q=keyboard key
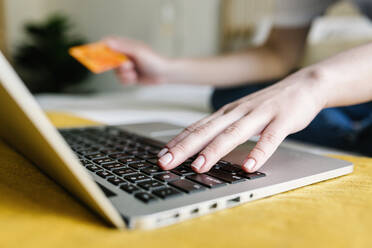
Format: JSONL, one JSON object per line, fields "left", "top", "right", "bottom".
{"left": 135, "top": 153, "right": 156, "bottom": 160}
{"left": 206, "top": 168, "right": 246, "bottom": 184}
{"left": 108, "top": 153, "right": 132, "bottom": 159}
{"left": 220, "top": 164, "right": 241, "bottom": 173}
{"left": 140, "top": 166, "right": 165, "bottom": 176}
{"left": 108, "top": 177, "right": 126, "bottom": 186}
{"left": 218, "top": 160, "right": 230, "bottom": 165}
{"left": 154, "top": 172, "right": 180, "bottom": 182}
{"left": 124, "top": 173, "right": 150, "bottom": 183}
{"left": 185, "top": 158, "right": 195, "bottom": 163}
{"left": 152, "top": 187, "right": 182, "bottom": 199}
{"left": 147, "top": 148, "right": 161, "bottom": 155}
{"left": 85, "top": 153, "right": 106, "bottom": 160}
{"left": 80, "top": 142, "right": 95, "bottom": 148}
{"left": 181, "top": 161, "right": 193, "bottom": 167}
{"left": 170, "top": 179, "right": 206, "bottom": 193}
{"left": 119, "top": 157, "right": 145, "bottom": 164}
{"left": 134, "top": 192, "right": 157, "bottom": 203}
{"left": 129, "top": 162, "right": 152, "bottom": 170}
{"left": 127, "top": 147, "right": 146, "bottom": 154}
{"left": 127, "top": 143, "right": 140, "bottom": 149}
{"left": 186, "top": 174, "right": 226, "bottom": 188}
{"left": 102, "top": 162, "right": 125, "bottom": 170}
{"left": 77, "top": 155, "right": 85, "bottom": 160}
{"left": 113, "top": 167, "right": 137, "bottom": 176}
{"left": 238, "top": 171, "right": 266, "bottom": 180}
{"left": 138, "top": 180, "right": 164, "bottom": 190}
{"left": 79, "top": 160, "right": 92, "bottom": 166}
{"left": 96, "top": 170, "right": 114, "bottom": 179}
{"left": 120, "top": 184, "right": 140, "bottom": 194}
{"left": 77, "top": 149, "right": 99, "bottom": 156}
{"left": 172, "top": 166, "right": 195, "bottom": 176}
{"left": 86, "top": 165, "right": 102, "bottom": 172}
{"left": 146, "top": 158, "right": 158, "bottom": 165}
{"left": 100, "top": 149, "right": 119, "bottom": 154}
{"left": 112, "top": 145, "right": 125, "bottom": 152}
{"left": 102, "top": 142, "right": 116, "bottom": 148}
{"left": 93, "top": 157, "right": 115, "bottom": 165}
{"left": 123, "top": 148, "right": 138, "bottom": 154}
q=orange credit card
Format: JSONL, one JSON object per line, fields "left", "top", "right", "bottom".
{"left": 69, "top": 42, "right": 128, "bottom": 74}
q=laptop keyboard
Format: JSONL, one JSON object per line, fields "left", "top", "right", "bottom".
{"left": 60, "top": 127, "right": 266, "bottom": 204}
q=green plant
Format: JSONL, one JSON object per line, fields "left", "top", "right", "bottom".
{"left": 14, "top": 14, "right": 90, "bottom": 93}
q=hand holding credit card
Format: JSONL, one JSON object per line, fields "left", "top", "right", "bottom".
{"left": 69, "top": 42, "right": 128, "bottom": 74}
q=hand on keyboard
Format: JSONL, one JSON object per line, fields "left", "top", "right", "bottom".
{"left": 157, "top": 75, "right": 324, "bottom": 174}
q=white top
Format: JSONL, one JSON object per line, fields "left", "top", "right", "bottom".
{"left": 273, "top": 0, "right": 372, "bottom": 27}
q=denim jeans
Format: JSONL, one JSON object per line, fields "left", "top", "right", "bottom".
{"left": 211, "top": 82, "right": 372, "bottom": 151}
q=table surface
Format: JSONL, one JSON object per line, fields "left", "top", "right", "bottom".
{"left": 1, "top": 112, "right": 372, "bottom": 248}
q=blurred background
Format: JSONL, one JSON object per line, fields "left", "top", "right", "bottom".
{"left": 0, "top": 0, "right": 372, "bottom": 129}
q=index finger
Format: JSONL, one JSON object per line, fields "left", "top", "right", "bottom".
{"left": 157, "top": 109, "right": 226, "bottom": 158}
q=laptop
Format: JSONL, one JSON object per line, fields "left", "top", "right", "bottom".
{"left": 0, "top": 51, "right": 353, "bottom": 229}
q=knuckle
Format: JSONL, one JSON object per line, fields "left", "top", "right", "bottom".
{"left": 261, "top": 131, "right": 280, "bottom": 146}
{"left": 252, "top": 105, "right": 273, "bottom": 116}
{"left": 223, "top": 125, "right": 243, "bottom": 139}
{"left": 232, "top": 106, "right": 245, "bottom": 116}
{"left": 184, "top": 125, "right": 196, "bottom": 134}
{"left": 167, "top": 136, "right": 181, "bottom": 148}
{"left": 171, "top": 142, "right": 188, "bottom": 155}
{"left": 192, "top": 125, "right": 208, "bottom": 136}
{"left": 220, "top": 103, "right": 233, "bottom": 114}
{"left": 234, "top": 101, "right": 251, "bottom": 112}
{"left": 219, "top": 104, "right": 230, "bottom": 112}
{"left": 201, "top": 144, "right": 219, "bottom": 157}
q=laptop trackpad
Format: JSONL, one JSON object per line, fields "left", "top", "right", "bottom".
{"left": 117, "top": 122, "right": 184, "bottom": 143}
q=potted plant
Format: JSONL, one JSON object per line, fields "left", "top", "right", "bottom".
{"left": 14, "top": 14, "right": 90, "bottom": 93}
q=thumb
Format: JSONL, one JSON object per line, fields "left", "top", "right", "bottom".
{"left": 103, "top": 36, "right": 141, "bottom": 57}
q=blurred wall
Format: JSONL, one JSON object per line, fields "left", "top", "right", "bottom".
{"left": 5, "top": 0, "right": 371, "bottom": 93}
{"left": 5, "top": 0, "right": 48, "bottom": 54}
{"left": 4, "top": 0, "right": 221, "bottom": 91}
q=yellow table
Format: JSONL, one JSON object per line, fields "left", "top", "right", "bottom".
{"left": 1, "top": 112, "right": 372, "bottom": 248}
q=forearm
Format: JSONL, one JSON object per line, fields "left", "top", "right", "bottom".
{"left": 164, "top": 46, "right": 291, "bottom": 86}
{"left": 302, "top": 43, "right": 372, "bottom": 109}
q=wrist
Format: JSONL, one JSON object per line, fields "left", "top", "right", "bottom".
{"left": 161, "top": 58, "right": 191, "bottom": 84}
{"left": 153, "top": 56, "right": 174, "bottom": 84}
{"left": 291, "top": 66, "right": 331, "bottom": 111}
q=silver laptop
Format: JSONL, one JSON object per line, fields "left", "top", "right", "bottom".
{"left": 0, "top": 51, "right": 353, "bottom": 229}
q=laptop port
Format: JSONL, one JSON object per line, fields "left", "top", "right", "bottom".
{"left": 209, "top": 203, "right": 218, "bottom": 210}
{"left": 226, "top": 196, "right": 241, "bottom": 206}
{"left": 190, "top": 208, "right": 199, "bottom": 215}
{"left": 156, "top": 212, "right": 180, "bottom": 224}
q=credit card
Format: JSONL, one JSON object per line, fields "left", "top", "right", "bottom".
{"left": 69, "top": 42, "right": 128, "bottom": 74}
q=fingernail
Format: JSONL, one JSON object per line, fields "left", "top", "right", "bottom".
{"left": 243, "top": 158, "right": 256, "bottom": 172}
{"left": 159, "top": 153, "right": 173, "bottom": 166}
{"left": 191, "top": 155, "right": 205, "bottom": 171}
{"left": 157, "top": 148, "right": 168, "bottom": 158}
